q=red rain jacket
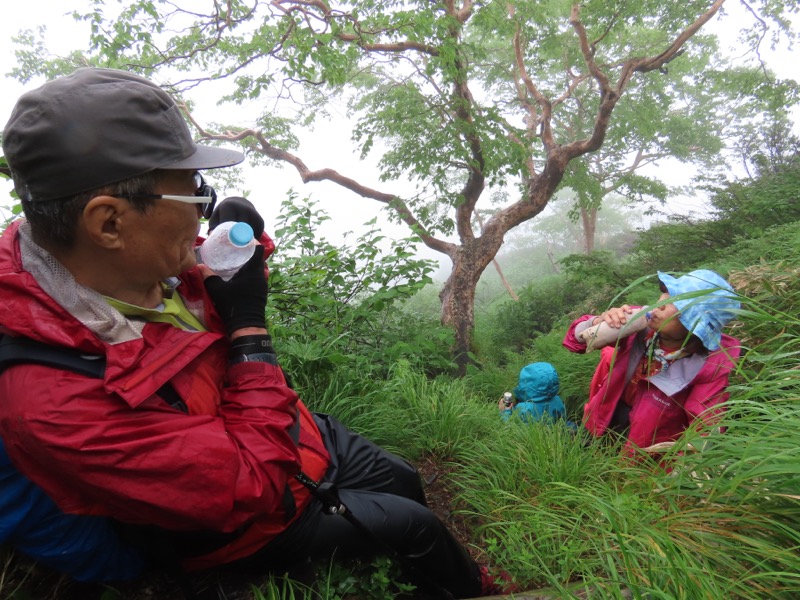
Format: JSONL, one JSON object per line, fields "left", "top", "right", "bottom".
{"left": 0, "top": 220, "right": 330, "bottom": 569}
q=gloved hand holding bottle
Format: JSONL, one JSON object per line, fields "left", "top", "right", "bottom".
{"left": 197, "top": 221, "right": 257, "bottom": 281}
{"left": 201, "top": 245, "right": 269, "bottom": 338}
{"left": 199, "top": 197, "right": 269, "bottom": 338}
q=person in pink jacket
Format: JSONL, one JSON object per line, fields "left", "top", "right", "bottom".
{"left": 563, "top": 270, "right": 741, "bottom": 451}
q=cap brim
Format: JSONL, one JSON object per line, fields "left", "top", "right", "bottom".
{"left": 161, "top": 145, "right": 244, "bottom": 170}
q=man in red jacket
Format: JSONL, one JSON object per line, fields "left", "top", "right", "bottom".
{"left": 0, "top": 68, "right": 502, "bottom": 597}
{"left": 563, "top": 270, "right": 741, "bottom": 452}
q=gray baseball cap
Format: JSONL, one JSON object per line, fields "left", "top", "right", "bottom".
{"left": 2, "top": 68, "right": 244, "bottom": 202}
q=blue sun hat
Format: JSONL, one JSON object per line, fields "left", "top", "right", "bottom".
{"left": 656, "top": 269, "right": 740, "bottom": 351}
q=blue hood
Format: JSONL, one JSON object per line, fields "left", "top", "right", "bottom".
{"left": 513, "top": 362, "right": 560, "bottom": 403}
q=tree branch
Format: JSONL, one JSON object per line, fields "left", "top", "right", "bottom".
{"left": 739, "top": 0, "right": 772, "bottom": 80}
{"left": 180, "top": 107, "right": 458, "bottom": 257}
{"left": 443, "top": 0, "right": 484, "bottom": 244}
{"left": 618, "top": 0, "right": 727, "bottom": 88}
{"left": 270, "top": 0, "right": 441, "bottom": 55}
{"left": 562, "top": 3, "right": 619, "bottom": 157}
{"left": 570, "top": 4, "right": 614, "bottom": 100}
{"left": 563, "top": 1, "right": 726, "bottom": 161}
{"left": 335, "top": 34, "right": 440, "bottom": 55}
{"left": 512, "top": 11, "right": 553, "bottom": 149}
{"left": 455, "top": 0, "right": 474, "bottom": 24}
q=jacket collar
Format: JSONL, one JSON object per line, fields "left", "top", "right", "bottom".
{"left": 3, "top": 221, "right": 223, "bottom": 407}
{"left": 647, "top": 352, "right": 706, "bottom": 396}
{"left": 17, "top": 222, "right": 145, "bottom": 346}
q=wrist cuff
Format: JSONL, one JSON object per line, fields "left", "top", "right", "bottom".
{"left": 229, "top": 352, "right": 279, "bottom": 366}
{"left": 230, "top": 335, "right": 274, "bottom": 358}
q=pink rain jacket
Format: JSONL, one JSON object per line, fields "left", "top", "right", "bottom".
{"left": 563, "top": 314, "right": 740, "bottom": 449}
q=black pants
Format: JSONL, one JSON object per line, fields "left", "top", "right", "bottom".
{"left": 250, "top": 413, "right": 482, "bottom": 598}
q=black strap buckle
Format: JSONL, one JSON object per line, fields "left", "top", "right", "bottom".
{"left": 316, "top": 481, "right": 347, "bottom": 515}
{"left": 295, "top": 472, "right": 346, "bottom": 515}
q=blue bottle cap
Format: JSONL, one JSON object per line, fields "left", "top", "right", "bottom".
{"left": 229, "top": 222, "right": 254, "bottom": 247}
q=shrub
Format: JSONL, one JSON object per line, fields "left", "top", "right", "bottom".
{"left": 482, "top": 275, "right": 593, "bottom": 363}
{"left": 266, "top": 194, "right": 447, "bottom": 388}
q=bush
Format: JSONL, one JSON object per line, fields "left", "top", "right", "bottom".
{"left": 266, "top": 194, "right": 449, "bottom": 389}
{"left": 481, "top": 275, "right": 593, "bottom": 363}
{"left": 714, "top": 221, "right": 800, "bottom": 272}
{"left": 710, "top": 161, "right": 800, "bottom": 233}
{"left": 627, "top": 216, "right": 732, "bottom": 273}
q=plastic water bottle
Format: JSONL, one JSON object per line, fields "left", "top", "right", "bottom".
{"left": 197, "top": 221, "right": 256, "bottom": 281}
{"left": 578, "top": 307, "right": 651, "bottom": 352}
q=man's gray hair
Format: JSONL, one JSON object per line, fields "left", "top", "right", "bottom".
{"left": 22, "top": 171, "right": 165, "bottom": 250}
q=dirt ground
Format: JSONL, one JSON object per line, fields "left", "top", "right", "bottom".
{"left": 417, "top": 455, "right": 484, "bottom": 562}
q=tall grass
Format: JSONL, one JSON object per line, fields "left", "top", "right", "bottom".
{"left": 301, "top": 259, "right": 800, "bottom": 599}
{"left": 3, "top": 265, "right": 798, "bottom": 599}
{"left": 299, "top": 264, "right": 799, "bottom": 599}
{"left": 451, "top": 262, "right": 800, "bottom": 598}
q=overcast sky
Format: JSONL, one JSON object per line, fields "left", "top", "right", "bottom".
{"left": 0, "top": 0, "right": 402, "bottom": 254}
{"left": 1, "top": 1, "right": 797, "bottom": 267}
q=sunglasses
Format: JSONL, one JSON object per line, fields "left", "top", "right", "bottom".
{"left": 114, "top": 172, "right": 217, "bottom": 219}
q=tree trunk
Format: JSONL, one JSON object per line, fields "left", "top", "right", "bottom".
{"left": 439, "top": 270, "right": 477, "bottom": 374}
{"left": 547, "top": 248, "right": 561, "bottom": 273}
{"left": 439, "top": 238, "right": 500, "bottom": 374}
{"left": 580, "top": 205, "right": 597, "bottom": 254}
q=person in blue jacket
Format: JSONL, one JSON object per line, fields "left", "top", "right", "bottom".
{"left": 499, "top": 362, "right": 567, "bottom": 424}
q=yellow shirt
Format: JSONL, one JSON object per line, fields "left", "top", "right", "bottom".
{"left": 105, "top": 281, "right": 206, "bottom": 332}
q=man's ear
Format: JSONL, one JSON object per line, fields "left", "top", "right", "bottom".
{"left": 81, "top": 196, "right": 128, "bottom": 249}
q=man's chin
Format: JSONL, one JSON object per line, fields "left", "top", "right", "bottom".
{"left": 179, "top": 254, "right": 199, "bottom": 274}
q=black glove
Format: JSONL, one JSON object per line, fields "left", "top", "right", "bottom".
{"left": 203, "top": 245, "right": 268, "bottom": 336}
{"left": 208, "top": 196, "right": 265, "bottom": 239}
